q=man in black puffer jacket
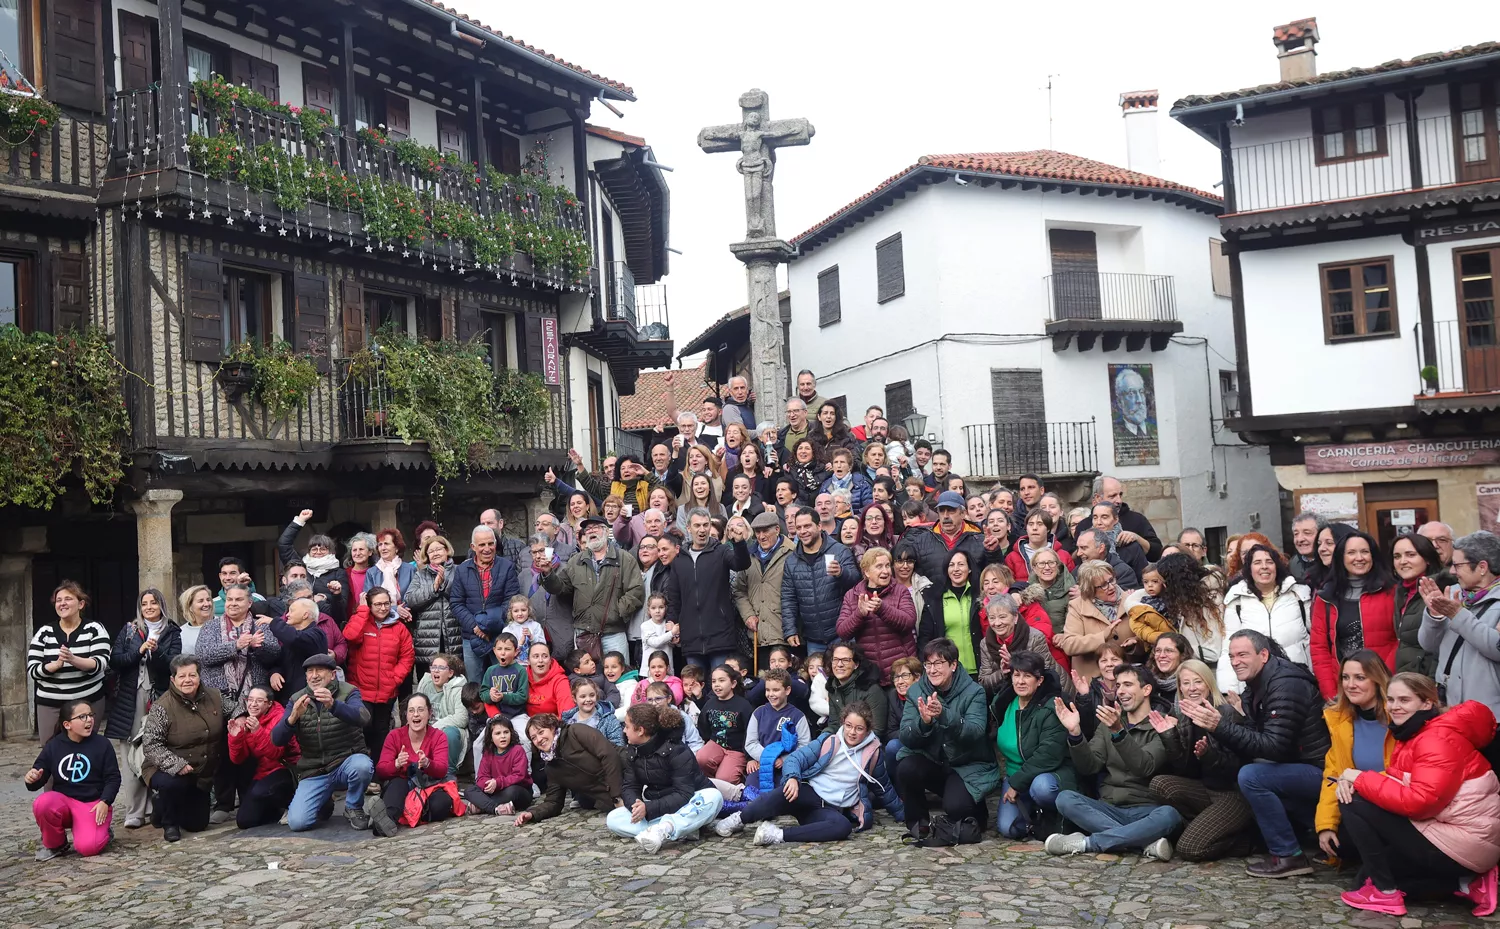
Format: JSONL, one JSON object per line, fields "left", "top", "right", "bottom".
{"left": 902, "top": 492, "right": 987, "bottom": 585}
{"left": 1181, "top": 629, "right": 1329, "bottom": 879}
{"left": 780, "top": 510, "right": 858, "bottom": 654}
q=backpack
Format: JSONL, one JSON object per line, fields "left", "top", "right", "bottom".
{"left": 910, "top": 814, "right": 983, "bottom": 847}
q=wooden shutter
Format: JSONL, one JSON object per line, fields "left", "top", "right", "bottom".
{"left": 490, "top": 127, "right": 521, "bottom": 174}
{"left": 991, "top": 369, "right": 1047, "bottom": 475}
{"left": 184, "top": 252, "right": 224, "bottom": 362}
{"left": 521, "top": 312, "right": 544, "bottom": 374}
{"left": 1048, "top": 229, "right": 1101, "bottom": 320}
{"left": 817, "top": 266, "right": 840, "bottom": 327}
{"left": 384, "top": 92, "right": 410, "bottom": 140}
{"left": 294, "top": 273, "right": 330, "bottom": 372}
{"left": 884, "top": 380, "right": 913, "bottom": 426}
{"left": 117, "top": 10, "right": 153, "bottom": 92}
{"left": 50, "top": 253, "right": 87, "bottom": 332}
{"left": 45, "top": 0, "right": 104, "bottom": 111}
{"left": 301, "top": 63, "right": 336, "bottom": 120}
{"left": 875, "top": 233, "right": 904, "bottom": 303}
{"left": 437, "top": 111, "right": 465, "bottom": 158}
{"left": 339, "top": 278, "right": 364, "bottom": 354}
{"left": 457, "top": 300, "right": 482, "bottom": 342}
{"left": 231, "top": 50, "right": 279, "bottom": 102}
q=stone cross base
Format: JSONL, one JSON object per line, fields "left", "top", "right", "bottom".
{"left": 728, "top": 238, "right": 796, "bottom": 265}
{"left": 729, "top": 238, "right": 795, "bottom": 424}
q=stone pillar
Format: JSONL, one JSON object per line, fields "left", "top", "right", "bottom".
{"left": 368, "top": 499, "right": 401, "bottom": 534}
{"left": 0, "top": 553, "right": 35, "bottom": 738}
{"left": 130, "top": 489, "right": 184, "bottom": 598}
{"left": 729, "top": 239, "right": 796, "bottom": 424}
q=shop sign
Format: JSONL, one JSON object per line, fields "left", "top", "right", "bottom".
{"left": 1414, "top": 219, "right": 1500, "bottom": 244}
{"left": 1480, "top": 483, "right": 1500, "bottom": 534}
{"left": 1305, "top": 438, "right": 1500, "bottom": 473}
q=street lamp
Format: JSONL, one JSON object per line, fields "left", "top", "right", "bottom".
{"left": 902, "top": 409, "right": 927, "bottom": 440}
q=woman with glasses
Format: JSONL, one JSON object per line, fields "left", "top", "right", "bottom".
{"left": 1058, "top": 561, "right": 1136, "bottom": 681}
{"left": 1415, "top": 532, "right": 1500, "bottom": 717}
{"left": 227, "top": 686, "right": 297, "bottom": 829}
{"left": 883, "top": 657, "right": 921, "bottom": 778}
{"left": 27, "top": 698, "right": 119, "bottom": 859}
{"left": 821, "top": 640, "right": 888, "bottom": 739}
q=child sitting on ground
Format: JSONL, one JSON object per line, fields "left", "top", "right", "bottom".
{"left": 696, "top": 664, "right": 753, "bottom": 785}
{"left": 744, "top": 669, "right": 811, "bottom": 790}
{"left": 463, "top": 716, "right": 532, "bottom": 816}
{"left": 746, "top": 646, "right": 812, "bottom": 716}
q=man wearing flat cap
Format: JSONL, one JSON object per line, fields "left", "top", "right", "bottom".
{"left": 271, "top": 651, "right": 374, "bottom": 832}
{"left": 538, "top": 514, "right": 644, "bottom": 663}
{"left": 733, "top": 509, "right": 796, "bottom": 670}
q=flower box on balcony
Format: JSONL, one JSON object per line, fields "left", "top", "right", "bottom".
{"left": 216, "top": 360, "right": 257, "bottom": 399}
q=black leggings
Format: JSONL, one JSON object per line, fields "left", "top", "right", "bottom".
{"left": 381, "top": 778, "right": 456, "bottom": 826}
{"left": 149, "top": 771, "right": 212, "bottom": 831}
{"left": 365, "top": 701, "right": 395, "bottom": 757}
{"left": 462, "top": 783, "right": 533, "bottom": 814}
{"left": 237, "top": 770, "right": 295, "bottom": 829}
{"left": 1340, "top": 797, "right": 1473, "bottom": 894}
{"left": 896, "top": 753, "right": 983, "bottom": 828}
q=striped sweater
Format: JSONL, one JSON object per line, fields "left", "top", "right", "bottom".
{"left": 27, "top": 620, "right": 111, "bottom": 707}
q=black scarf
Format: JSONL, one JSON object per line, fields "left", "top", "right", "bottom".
{"left": 1388, "top": 708, "right": 1441, "bottom": 741}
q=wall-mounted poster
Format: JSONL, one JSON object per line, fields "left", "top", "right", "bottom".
{"left": 1294, "top": 487, "right": 1365, "bottom": 528}
{"left": 1479, "top": 482, "right": 1500, "bottom": 534}
{"left": 1110, "top": 363, "right": 1159, "bottom": 466}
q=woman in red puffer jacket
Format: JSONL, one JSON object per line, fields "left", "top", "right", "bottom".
{"left": 343, "top": 588, "right": 415, "bottom": 756}
{"left": 1335, "top": 673, "right": 1500, "bottom": 918}
{"left": 834, "top": 547, "right": 917, "bottom": 687}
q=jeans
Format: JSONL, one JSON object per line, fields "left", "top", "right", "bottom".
{"left": 884, "top": 737, "right": 903, "bottom": 785}
{"left": 33, "top": 793, "right": 111, "bottom": 855}
{"left": 602, "top": 632, "right": 631, "bottom": 661}
{"left": 741, "top": 785, "right": 856, "bottom": 842}
{"left": 1237, "top": 762, "right": 1321, "bottom": 858}
{"left": 684, "top": 651, "right": 736, "bottom": 672}
{"left": 462, "top": 640, "right": 490, "bottom": 686}
{"left": 286, "top": 754, "right": 375, "bottom": 832}
{"left": 1054, "top": 790, "right": 1182, "bottom": 852}
{"left": 996, "top": 774, "right": 1061, "bottom": 839}
{"left": 606, "top": 787, "right": 723, "bottom": 842}
{"left": 805, "top": 641, "right": 828, "bottom": 656}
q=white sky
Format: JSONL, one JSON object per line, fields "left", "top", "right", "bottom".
{"left": 453, "top": 0, "right": 1498, "bottom": 370}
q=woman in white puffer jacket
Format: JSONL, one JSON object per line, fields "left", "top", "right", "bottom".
{"left": 1218, "top": 544, "right": 1312, "bottom": 693}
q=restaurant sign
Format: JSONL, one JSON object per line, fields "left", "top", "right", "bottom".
{"left": 1414, "top": 219, "right": 1500, "bottom": 244}
{"left": 1305, "top": 438, "right": 1500, "bottom": 473}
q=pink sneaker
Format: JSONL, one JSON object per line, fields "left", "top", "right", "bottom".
{"left": 1457, "top": 865, "right": 1498, "bottom": 917}
{"left": 1341, "top": 880, "right": 1407, "bottom": 916}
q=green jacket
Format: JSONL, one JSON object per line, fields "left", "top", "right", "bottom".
{"left": 823, "top": 664, "right": 888, "bottom": 737}
{"left": 899, "top": 668, "right": 1000, "bottom": 802}
{"left": 989, "top": 671, "right": 1076, "bottom": 795}
{"left": 1037, "top": 569, "right": 1075, "bottom": 635}
{"left": 542, "top": 543, "right": 645, "bottom": 636}
{"left": 1066, "top": 714, "right": 1168, "bottom": 808}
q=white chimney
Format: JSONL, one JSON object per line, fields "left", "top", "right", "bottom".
{"left": 1273, "top": 18, "right": 1320, "bottom": 83}
{"left": 1119, "top": 90, "right": 1160, "bottom": 175}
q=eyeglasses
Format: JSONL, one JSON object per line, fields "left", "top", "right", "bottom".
{"left": 67, "top": 712, "right": 94, "bottom": 721}
{"left": 831, "top": 656, "right": 855, "bottom": 664}
{"left": 1452, "top": 560, "right": 1475, "bottom": 570}
{"left": 892, "top": 673, "right": 917, "bottom": 682}
{"left": 922, "top": 660, "right": 953, "bottom": 670}
{"left": 1099, "top": 579, "right": 1118, "bottom": 590}
{"left": 1182, "top": 542, "right": 1206, "bottom": 550}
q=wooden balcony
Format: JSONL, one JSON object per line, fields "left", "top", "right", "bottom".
{"left": 0, "top": 104, "right": 107, "bottom": 223}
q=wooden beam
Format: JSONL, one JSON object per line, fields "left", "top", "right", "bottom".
{"left": 159, "top": 0, "right": 189, "bottom": 167}
{"left": 340, "top": 23, "right": 358, "bottom": 139}
{"left": 471, "top": 75, "right": 487, "bottom": 167}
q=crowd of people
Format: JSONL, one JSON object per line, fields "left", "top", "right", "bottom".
{"left": 22, "top": 370, "right": 1500, "bottom": 917}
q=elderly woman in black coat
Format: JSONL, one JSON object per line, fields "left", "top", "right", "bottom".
{"left": 108, "top": 588, "right": 182, "bottom": 829}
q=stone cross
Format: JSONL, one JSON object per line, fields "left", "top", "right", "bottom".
{"left": 698, "top": 89, "right": 814, "bottom": 242}
{"left": 699, "top": 89, "right": 814, "bottom": 422}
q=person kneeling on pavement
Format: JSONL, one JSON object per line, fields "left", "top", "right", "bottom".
{"left": 141, "top": 655, "right": 225, "bottom": 843}
{"left": 1047, "top": 663, "right": 1181, "bottom": 860}
{"left": 271, "top": 653, "right": 375, "bottom": 832}
{"left": 227, "top": 686, "right": 298, "bottom": 829}
{"left": 513, "top": 713, "right": 623, "bottom": 827}
{"left": 365, "top": 693, "right": 464, "bottom": 836}
{"left": 991, "top": 651, "right": 1073, "bottom": 840}
{"left": 27, "top": 698, "right": 119, "bottom": 860}
{"left": 608, "top": 702, "right": 724, "bottom": 853}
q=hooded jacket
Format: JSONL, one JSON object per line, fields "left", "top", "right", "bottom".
{"left": 988, "top": 669, "right": 1077, "bottom": 795}
{"left": 836, "top": 581, "right": 918, "bottom": 686}
{"left": 662, "top": 537, "right": 752, "bottom": 655}
{"left": 620, "top": 729, "right": 712, "bottom": 820}
{"left": 781, "top": 533, "right": 859, "bottom": 646}
{"left": 342, "top": 604, "right": 416, "bottom": 705}
{"left": 542, "top": 541, "right": 645, "bottom": 637}
{"left": 1354, "top": 701, "right": 1500, "bottom": 875}
{"left": 898, "top": 667, "right": 1000, "bottom": 802}
{"left": 1419, "top": 583, "right": 1500, "bottom": 718}
{"left": 1220, "top": 576, "right": 1313, "bottom": 693}
{"left": 562, "top": 701, "right": 626, "bottom": 747}
{"left": 525, "top": 659, "right": 576, "bottom": 717}
{"left": 1210, "top": 655, "right": 1330, "bottom": 765}
{"left": 1310, "top": 582, "right": 1398, "bottom": 699}
{"left": 783, "top": 729, "right": 905, "bottom": 830}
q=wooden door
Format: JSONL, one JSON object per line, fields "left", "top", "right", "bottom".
{"left": 1048, "top": 229, "right": 1101, "bottom": 319}
{"left": 1452, "top": 80, "right": 1500, "bottom": 184}
{"left": 437, "top": 111, "right": 466, "bottom": 159}
{"left": 1364, "top": 498, "right": 1437, "bottom": 557}
{"left": 1457, "top": 246, "right": 1500, "bottom": 392}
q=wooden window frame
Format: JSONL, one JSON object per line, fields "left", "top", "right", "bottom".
{"left": 0, "top": 0, "right": 37, "bottom": 84}
{"left": 1209, "top": 238, "right": 1232, "bottom": 297}
{"left": 1312, "top": 97, "right": 1389, "bottom": 166}
{"left": 1454, "top": 244, "right": 1500, "bottom": 352}
{"left": 817, "top": 265, "right": 841, "bottom": 328}
{"left": 875, "top": 232, "right": 905, "bottom": 304}
{"left": 1318, "top": 255, "right": 1398, "bottom": 343}
{"left": 221, "top": 264, "right": 278, "bottom": 347}
{"left": 0, "top": 248, "right": 37, "bottom": 333}
{"left": 364, "top": 286, "right": 416, "bottom": 337}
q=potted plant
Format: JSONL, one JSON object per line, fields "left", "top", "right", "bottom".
{"left": 217, "top": 342, "right": 259, "bottom": 399}
{"left": 1420, "top": 364, "right": 1439, "bottom": 395}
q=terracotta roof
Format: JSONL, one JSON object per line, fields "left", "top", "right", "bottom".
{"left": 791, "top": 151, "right": 1222, "bottom": 251}
{"left": 419, "top": 1, "right": 634, "bottom": 98}
{"left": 585, "top": 124, "right": 648, "bottom": 148}
{"left": 1172, "top": 41, "right": 1500, "bottom": 112}
{"left": 1119, "top": 90, "right": 1159, "bottom": 111}
{"left": 619, "top": 361, "right": 711, "bottom": 430}
{"left": 1273, "top": 17, "right": 1319, "bottom": 45}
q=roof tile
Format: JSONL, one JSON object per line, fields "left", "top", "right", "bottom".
{"left": 619, "top": 361, "right": 711, "bottom": 431}
{"left": 420, "top": 1, "right": 633, "bottom": 97}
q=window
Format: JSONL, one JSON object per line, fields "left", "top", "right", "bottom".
{"left": 365, "top": 291, "right": 408, "bottom": 335}
{"left": 1204, "top": 526, "right": 1227, "bottom": 566}
{"left": 876, "top": 233, "right": 904, "bottom": 303}
{"left": 354, "top": 91, "right": 373, "bottom": 132}
{"left": 414, "top": 296, "right": 442, "bottom": 340}
{"left": 481, "top": 310, "right": 509, "bottom": 374}
{"left": 222, "top": 268, "right": 275, "bottom": 345}
{"left": 1454, "top": 80, "right": 1500, "bottom": 182}
{"left": 186, "top": 44, "right": 216, "bottom": 85}
{"left": 1313, "top": 99, "right": 1387, "bottom": 164}
{"left": 827, "top": 395, "right": 847, "bottom": 420}
{"left": 0, "top": 0, "right": 26, "bottom": 82}
{"left": 1209, "top": 238, "right": 1232, "bottom": 297}
{"left": 0, "top": 253, "right": 34, "bottom": 331}
{"left": 1320, "top": 257, "right": 1397, "bottom": 341}
{"left": 437, "top": 111, "right": 467, "bottom": 160}
{"left": 1458, "top": 247, "right": 1500, "bottom": 356}
{"left": 817, "top": 265, "right": 840, "bottom": 327}
{"left": 1219, "top": 370, "right": 1240, "bottom": 418}
{"left": 884, "top": 380, "right": 914, "bottom": 426}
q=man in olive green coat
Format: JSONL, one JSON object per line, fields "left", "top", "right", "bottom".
{"left": 538, "top": 516, "right": 644, "bottom": 662}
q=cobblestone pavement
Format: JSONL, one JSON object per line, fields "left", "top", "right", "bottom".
{"left": 0, "top": 739, "right": 1491, "bottom": 929}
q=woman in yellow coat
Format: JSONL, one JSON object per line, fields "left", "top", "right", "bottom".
{"left": 1316, "top": 650, "right": 1396, "bottom": 863}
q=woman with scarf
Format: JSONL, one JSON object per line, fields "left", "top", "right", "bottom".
{"left": 107, "top": 589, "right": 182, "bottom": 828}
{"left": 1390, "top": 532, "right": 1452, "bottom": 675}
{"left": 978, "top": 592, "right": 1065, "bottom": 696}
{"left": 1058, "top": 560, "right": 1136, "bottom": 681}
{"left": 857, "top": 505, "right": 896, "bottom": 561}
{"left": 1007, "top": 511, "right": 1077, "bottom": 584}
{"left": 365, "top": 529, "right": 414, "bottom": 613}
{"left": 1147, "top": 632, "right": 1193, "bottom": 711}
{"left": 196, "top": 584, "right": 281, "bottom": 822}
{"left": 1311, "top": 531, "right": 1398, "bottom": 699}
{"left": 1028, "top": 548, "right": 1076, "bottom": 638}
{"left": 1220, "top": 544, "right": 1313, "bottom": 692}
{"left": 918, "top": 549, "right": 983, "bottom": 677}
{"left": 786, "top": 437, "right": 827, "bottom": 503}
{"left": 1333, "top": 674, "right": 1500, "bottom": 917}
{"left": 277, "top": 509, "right": 351, "bottom": 622}
{"left": 407, "top": 535, "right": 460, "bottom": 679}
{"left": 835, "top": 547, "right": 917, "bottom": 687}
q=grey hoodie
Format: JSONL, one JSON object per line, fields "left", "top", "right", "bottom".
{"left": 1420, "top": 584, "right": 1500, "bottom": 719}
{"left": 809, "top": 728, "right": 880, "bottom": 809}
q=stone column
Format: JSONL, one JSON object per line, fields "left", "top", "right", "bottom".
{"left": 0, "top": 553, "right": 35, "bottom": 738}
{"left": 729, "top": 239, "right": 796, "bottom": 425}
{"left": 131, "top": 489, "right": 184, "bottom": 598}
{"left": 368, "top": 499, "right": 401, "bottom": 534}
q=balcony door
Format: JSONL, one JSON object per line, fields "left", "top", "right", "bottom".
{"left": 1048, "top": 229, "right": 1101, "bottom": 320}
{"left": 1456, "top": 246, "right": 1500, "bottom": 393}
{"left": 1452, "top": 80, "right": 1500, "bottom": 184}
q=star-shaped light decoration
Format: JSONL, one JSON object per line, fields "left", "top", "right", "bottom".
{"left": 154, "top": 209, "right": 163, "bottom": 218}
{"left": 188, "top": 210, "right": 196, "bottom": 219}
{"left": 259, "top": 223, "right": 267, "bottom": 233}
{"left": 243, "top": 208, "right": 252, "bottom": 218}
{"left": 278, "top": 227, "right": 287, "bottom": 237}
{"left": 181, "top": 143, "right": 190, "bottom": 153}
{"left": 401, "top": 250, "right": 409, "bottom": 258}
{"left": 202, "top": 209, "right": 212, "bottom": 219}
{"left": 365, "top": 244, "right": 373, "bottom": 253}
{"left": 142, "top": 146, "right": 151, "bottom": 157}
{"left": 225, "top": 215, "right": 234, "bottom": 226}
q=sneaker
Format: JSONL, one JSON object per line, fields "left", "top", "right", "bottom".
{"left": 35, "top": 841, "right": 70, "bottom": 861}
{"left": 1044, "top": 832, "right": 1090, "bottom": 856}
{"left": 752, "top": 822, "right": 784, "bottom": 846}
{"left": 713, "top": 812, "right": 744, "bottom": 837}
{"left": 1142, "top": 837, "right": 1173, "bottom": 862}
{"left": 1458, "top": 865, "right": 1499, "bottom": 917}
{"left": 635, "top": 821, "right": 674, "bottom": 854}
{"left": 124, "top": 816, "right": 145, "bottom": 829}
{"left": 363, "top": 798, "right": 397, "bottom": 837}
{"left": 1246, "top": 854, "right": 1315, "bottom": 878}
{"left": 345, "top": 805, "right": 372, "bottom": 831}
{"left": 209, "top": 809, "right": 232, "bottom": 825}
{"left": 1341, "top": 880, "right": 1407, "bottom": 916}
{"left": 496, "top": 802, "right": 514, "bottom": 816}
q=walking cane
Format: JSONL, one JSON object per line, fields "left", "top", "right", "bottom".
{"left": 753, "top": 624, "right": 759, "bottom": 677}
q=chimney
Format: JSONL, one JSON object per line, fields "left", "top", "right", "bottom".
{"left": 1119, "top": 90, "right": 1160, "bottom": 175}
{"left": 1273, "top": 17, "right": 1320, "bottom": 83}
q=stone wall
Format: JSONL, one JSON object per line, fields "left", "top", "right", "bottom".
{"left": 1122, "top": 477, "right": 1183, "bottom": 547}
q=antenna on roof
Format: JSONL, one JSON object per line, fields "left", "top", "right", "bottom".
{"left": 1040, "top": 75, "right": 1062, "bottom": 149}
